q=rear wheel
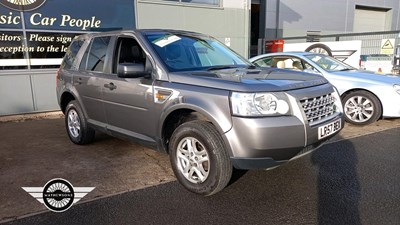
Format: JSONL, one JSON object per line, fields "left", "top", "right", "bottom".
{"left": 342, "top": 91, "right": 382, "bottom": 125}
{"left": 169, "top": 121, "right": 232, "bottom": 196}
{"left": 65, "top": 100, "right": 95, "bottom": 144}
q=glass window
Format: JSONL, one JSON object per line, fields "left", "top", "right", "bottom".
{"left": 305, "top": 54, "right": 356, "bottom": 72}
{"left": 158, "top": 0, "right": 219, "bottom": 6}
{"left": 253, "top": 58, "right": 272, "bottom": 67}
{"left": 303, "top": 61, "right": 321, "bottom": 74}
{"left": 86, "top": 36, "right": 111, "bottom": 72}
{"left": 182, "top": 0, "right": 219, "bottom": 5}
{"left": 113, "top": 37, "right": 145, "bottom": 74}
{"left": 0, "top": 7, "right": 23, "bottom": 29}
{"left": 194, "top": 41, "right": 235, "bottom": 66}
{"left": 1, "top": 0, "right": 136, "bottom": 70}
{"left": 0, "top": 31, "right": 27, "bottom": 70}
{"left": 145, "top": 32, "right": 250, "bottom": 72}
{"left": 61, "top": 39, "right": 84, "bottom": 70}
{"left": 25, "top": 32, "right": 78, "bottom": 69}
{"left": 22, "top": 0, "right": 136, "bottom": 31}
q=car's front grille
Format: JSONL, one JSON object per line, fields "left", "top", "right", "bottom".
{"left": 300, "top": 93, "right": 336, "bottom": 125}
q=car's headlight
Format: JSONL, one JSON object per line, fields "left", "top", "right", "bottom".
{"left": 394, "top": 84, "right": 400, "bottom": 95}
{"left": 231, "top": 92, "right": 290, "bottom": 116}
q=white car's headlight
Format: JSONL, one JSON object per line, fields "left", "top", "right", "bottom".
{"left": 231, "top": 92, "right": 291, "bottom": 116}
{"left": 394, "top": 84, "right": 400, "bottom": 95}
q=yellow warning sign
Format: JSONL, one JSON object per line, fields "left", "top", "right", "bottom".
{"left": 380, "top": 39, "right": 395, "bottom": 54}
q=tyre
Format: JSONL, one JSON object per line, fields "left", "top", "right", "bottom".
{"left": 342, "top": 91, "right": 382, "bottom": 125}
{"left": 305, "top": 43, "right": 333, "bottom": 56}
{"left": 65, "top": 100, "right": 95, "bottom": 145}
{"left": 169, "top": 121, "right": 232, "bottom": 196}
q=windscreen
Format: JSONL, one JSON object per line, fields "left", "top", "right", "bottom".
{"left": 305, "top": 54, "right": 356, "bottom": 72}
{"left": 145, "top": 32, "right": 251, "bottom": 72}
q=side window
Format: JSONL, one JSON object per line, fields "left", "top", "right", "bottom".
{"left": 288, "top": 58, "right": 303, "bottom": 71}
{"left": 61, "top": 39, "right": 84, "bottom": 70}
{"left": 253, "top": 58, "right": 272, "bottom": 67}
{"left": 113, "top": 37, "right": 145, "bottom": 74}
{"left": 271, "top": 57, "right": 288, "bottom": 68}
{"left": 85, "top": 36, "right": 111, "bottom": 72}
{"left": 270, "top": 57, "right": 302, "bottom": 70}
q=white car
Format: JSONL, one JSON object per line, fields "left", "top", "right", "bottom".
{"left": 250, "top": 52, "right": 400, "bottom": 125}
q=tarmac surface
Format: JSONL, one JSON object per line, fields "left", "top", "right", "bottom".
{"left": 1, "top": 113, "right": 400, "bottom": 223}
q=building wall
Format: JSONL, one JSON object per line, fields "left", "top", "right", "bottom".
{"left": 264, "top": 0, "right": 400, "bottom": 39}
{"left": 137, "top": 0, "right": 250, "bottom": 57}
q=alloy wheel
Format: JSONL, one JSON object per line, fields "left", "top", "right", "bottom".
{"left": 344, "top": 96, "right": 374, "bottom": 123}
{"left": 67, "top": 109, "right": 81, "bottom": 138}
{"left": 176, "top": 137, "right": 210, "bottom": 184}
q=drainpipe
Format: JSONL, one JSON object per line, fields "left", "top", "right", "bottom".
{"left": 275, "top": 0, "right": 280, "bottom": 39}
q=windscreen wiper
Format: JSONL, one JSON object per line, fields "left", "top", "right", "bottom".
{"left": 206, "top": 65, "right": 239, "bottom": 71}
{"left": 339, "top": 68, "right": 354, "bottom": 71}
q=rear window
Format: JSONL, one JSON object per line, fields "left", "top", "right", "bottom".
{"left": 61, "top": 39, "right": 84, "bottom": 70}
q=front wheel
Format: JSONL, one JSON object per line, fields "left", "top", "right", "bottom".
{"left": 169, "top": 121, "right": 232, "bottom": 196}
{"left": 342, "top": 91, "right": 382, "bottom": 125}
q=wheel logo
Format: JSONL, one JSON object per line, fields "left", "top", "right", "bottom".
{"left": 22, "top": 178, "right": 95, "bottom": 213}
{"left": 0, "top": 0, "right": 47, "bottom": 11}
{"left": 42, "top": 179, "right": 75, "bottom": 212}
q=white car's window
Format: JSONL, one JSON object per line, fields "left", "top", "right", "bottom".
{"left": 254, "top": 56, "right": 305, "bottom": 71}
{"left": 305, "top": 54, "right": 356, "bottom": 72}
{"left": 253, "top": 58, "right": 272, "bottom": 67}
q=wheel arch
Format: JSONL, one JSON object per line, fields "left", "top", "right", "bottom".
{"left": 160, "top": 105, "right": 231, "bottom": 154}
{"left": 60, "top": 91, "right": 76, "bottom": 114}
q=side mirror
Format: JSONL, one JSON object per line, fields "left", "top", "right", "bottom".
{"left": 117, "top": 63, "right": 149, "bottom": 78}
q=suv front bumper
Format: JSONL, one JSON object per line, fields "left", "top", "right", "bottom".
{"left": 224, "top": 114, "right": 344, "bottom": 170}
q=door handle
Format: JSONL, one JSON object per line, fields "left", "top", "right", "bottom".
{"left": 104, "top": 82, "right": 117, "bottom": 90}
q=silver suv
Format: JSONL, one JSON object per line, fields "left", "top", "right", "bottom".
{"left": 56, "top": 30, "right": 344, "bottom": 195}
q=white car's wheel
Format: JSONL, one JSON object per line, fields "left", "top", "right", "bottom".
{"left": 342, "top": 91, "right": 382, "bottom": 125}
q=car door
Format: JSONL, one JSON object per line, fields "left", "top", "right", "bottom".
{"left": 101, "top": 36, "right": 156, "bottom": 142}
{"left": 72, "top": 36, "right": 111, "bottom": 127}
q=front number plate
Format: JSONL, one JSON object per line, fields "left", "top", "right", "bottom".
{"left": 318, "top": 119, "right": 341, "bottom": 140}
